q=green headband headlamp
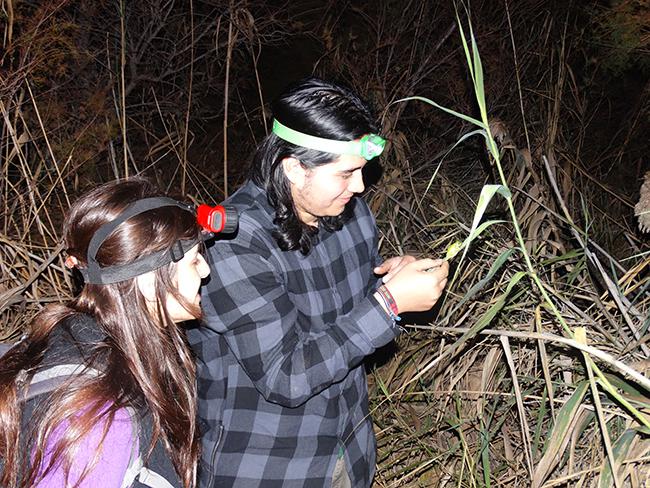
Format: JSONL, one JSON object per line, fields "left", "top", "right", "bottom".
{"left": 272, "top": 119, "right": 386, "bottom": 160}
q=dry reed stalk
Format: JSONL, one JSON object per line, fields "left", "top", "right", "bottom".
{"left": 1, "top": 1, "right": 648, "bottom": 486}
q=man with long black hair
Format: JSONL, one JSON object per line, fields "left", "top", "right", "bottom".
{"left": 191, "top": 78, "right": 449, "bottom": 487}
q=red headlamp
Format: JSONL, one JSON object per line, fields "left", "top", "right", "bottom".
{"left": 197, "top": 204, "right": 238, "bottom": 234}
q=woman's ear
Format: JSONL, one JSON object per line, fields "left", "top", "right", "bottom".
{"left": 136, "top": 271, "right": 157, "bottom": 302}
{"left": 281, "top": 157, "right": 308, "bottom": 189}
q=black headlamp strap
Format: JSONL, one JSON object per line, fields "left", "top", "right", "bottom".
{"left": 80, "top": 197, "right": 196, "bottom": 285}
{"left": 81, "top": 237, "right": 199, "bottom": 285}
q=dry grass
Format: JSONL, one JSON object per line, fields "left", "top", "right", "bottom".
{"left": 1, "top": 0, "right": 649, "bottom": 486}
{"left": 364, "top": 12, "right": 650, "bottom": 484}
{"left": 367, "top": 129, "right": 650, "bottom": 487}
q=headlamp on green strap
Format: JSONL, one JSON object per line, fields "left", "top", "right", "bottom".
{"left": 272, "top": 119, "right": 386, "bottom": 160}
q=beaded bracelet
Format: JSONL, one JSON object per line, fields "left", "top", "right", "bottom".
{"left": 376, "top": 291, "right": 399, "bottom": 322}
{"left": 377, "top": 285, "right": 400, "bottom": 322}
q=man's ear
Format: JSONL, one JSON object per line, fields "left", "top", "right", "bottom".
{"left": 281, "top": 157, "right": 308, "bottom": 189}
{"left": 136, "top": 271, "right": 157, "bottom": 302}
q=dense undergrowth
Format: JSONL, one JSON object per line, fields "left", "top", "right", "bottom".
{"left": 1, "top": 0, "right": 649, "bottom": 486}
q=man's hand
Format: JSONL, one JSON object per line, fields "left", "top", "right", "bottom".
{"left": 383, "top": 258, "right": 449, "bottom": 313}
{"left": 374, "top": 255, "right": 417, "bottom": 283}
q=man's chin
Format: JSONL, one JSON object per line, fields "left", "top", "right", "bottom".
{"left": 315, "top": 200, "right": 354, "bottom": 220}
{"left": 333, "top": 198, "right": 354, "bottom": 212}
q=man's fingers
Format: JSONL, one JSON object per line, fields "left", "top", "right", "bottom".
{"left": 374, "top": 257, "right": 398, "bottom": 274}
{"left": 383, "top": 263, "right": 411, "bottom": 283}
{"left": 411, "top": 258, "right": 444, "bottom": 271}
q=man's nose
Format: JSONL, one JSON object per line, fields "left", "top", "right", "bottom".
{"left": 349, "top": 170, "right": 365, "bottom": 193}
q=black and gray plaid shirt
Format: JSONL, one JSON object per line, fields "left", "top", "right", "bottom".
{"left": 190, "top": 181, "right": 401, "bottom": 487}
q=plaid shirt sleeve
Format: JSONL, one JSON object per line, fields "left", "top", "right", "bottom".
{"left": 202, "top": 228, "right": 399, "bottom": 408}
{"left": 369, "top": 208, "right": 384, "bottom": 288}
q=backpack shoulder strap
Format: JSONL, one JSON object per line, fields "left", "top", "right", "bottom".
{"left": 26, "top": 364, "right": 100, "bottom": 401}
{"left": 121, "top": 408, "right": 177, "bottom": 488}
{"left": 121, "top": 406, "right": 144, "bottom": 488}
{"left": 7, "top": 344, "right": 178, "bottom": 488}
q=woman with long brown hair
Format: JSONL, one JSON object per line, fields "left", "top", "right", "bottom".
{"left": 0, "top": 178, "right": 234, "bottom": 488}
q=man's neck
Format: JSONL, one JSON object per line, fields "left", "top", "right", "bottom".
{"left": 299, "top": 212, "right": 318, "bottom": 227}
{"left": 294, "top": 200, "right": 318, "bottom": 227}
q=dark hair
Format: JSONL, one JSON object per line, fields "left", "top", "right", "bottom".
{"left": 0, "top": 178, "right": 201, "bottom": 488}
{"left": 250, "top": 77, "right": 378, "bottom": 255}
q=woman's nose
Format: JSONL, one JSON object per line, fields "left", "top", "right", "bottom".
{"left": 198, "top": 254, "right": 210, "bottom": 278}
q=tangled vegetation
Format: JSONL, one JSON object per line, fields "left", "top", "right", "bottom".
{"left": 1, "top": 0, "right": 649, "bottom": 486}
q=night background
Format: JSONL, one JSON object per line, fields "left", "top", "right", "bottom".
{"left": 1, "top": 0, "right": 649, "bottom": 485}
